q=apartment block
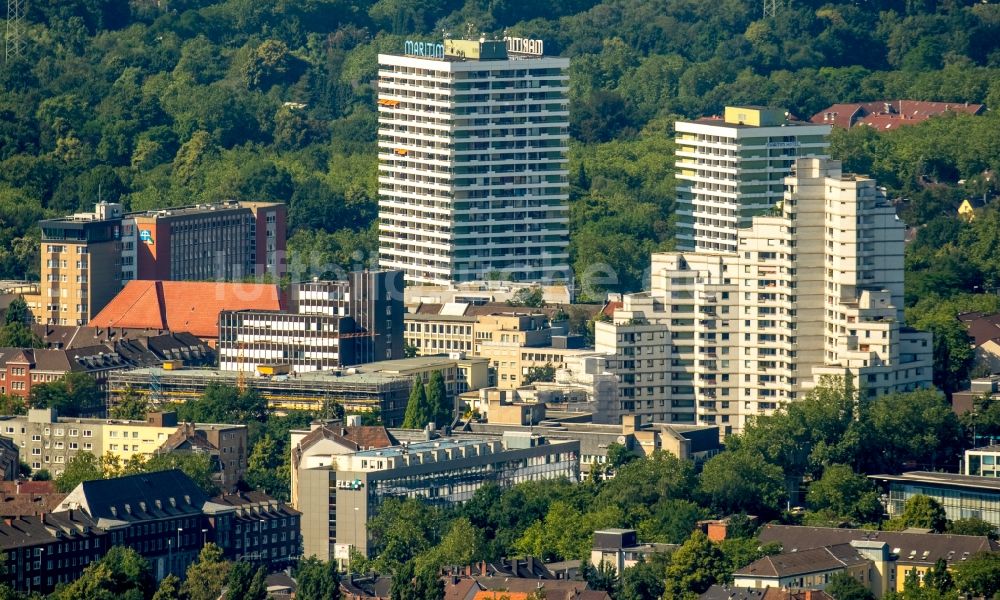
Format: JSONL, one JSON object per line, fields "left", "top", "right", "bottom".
{"left": 597, "top": 158, "right": 932, "bottom": 433}
{"left": 217, "top": 271, "right": 405, "bottom": 373}
{"left": 377, "top": 38, "right": 570, "bottom": 284}
{"left": 675, "top": 106, "right": 830, "bottom": 253}
{"left": 0, "top": 409, "right": 247, "bottom": 485}
{"left": 296, "top": 433, "right": 578, "bottom": 560}
{"left": 28, "top": 202, "right": 124, "bottom": 326}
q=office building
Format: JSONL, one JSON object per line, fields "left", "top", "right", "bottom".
{"left": 871, "top": 471, "right": 1000, "bottom": 529}
{"left": 297, "top": 433, "right": 579, "bottom": 559}
{"left": 122, "top": 201, "right": 286, "bottom": 282}
{"left": 377, "top": 38, "right": 570, "bottom": 285}
{"left": 596, "top": 158, "right": 932, "bottom": 432}
{"left": 108, "top": 356, "right": 488, "bottom": 425}
{"left": 27, "top": 201, "right": 287, "bottom": 326}
{"left": 966, "top": 445, "right": 1000, "bottom": 477}
{"left": 28, "top": 202, "right": 125, "bottom": 326}
{"left": 675, "top": 106, "right": 830, "bottom": 253}
{"left": 217, "top": 271, "right": 404, "bottom": 373}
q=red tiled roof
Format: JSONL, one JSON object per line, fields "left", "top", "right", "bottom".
{"left": 89, "top": 281, "right": 285, "bottom": 339}
{"left": 601, "top": 301, "right": 623, "bottom": 318}
{"left": 0, "top": 481, "right": 57, "bottom": 495}
{"left": 810, "top": 100, "right": 985, "bottom": 129}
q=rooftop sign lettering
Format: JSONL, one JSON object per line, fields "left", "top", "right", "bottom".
{"left": 504, "top": 36, "right": 544, "bottom": 56}
{"left": 404, "top": 40, "right": 445, "bottom": 59}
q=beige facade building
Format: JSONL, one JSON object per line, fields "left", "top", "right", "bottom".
{"left": 0, "top": 409, "right": 247, "bottom": 482}
{"left": 27, "top": 202, "right": 125, "bottom": 326}
{"left": 596, "top": 158, "right": 932, "bottom": 434}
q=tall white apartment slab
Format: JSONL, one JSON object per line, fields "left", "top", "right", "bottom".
{"left": 597, "top": 157, "right": 932, "bottom": 435}
{"left": 377, "top": 39, "right": 570, "bottom": 285}
{"left": 675, "top": 106, "right": 831, "bottom": 253}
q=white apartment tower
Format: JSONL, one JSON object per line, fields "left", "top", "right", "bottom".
{"left": 377, "top": 38, "right": 570, "bottom": 285}
{"left": 597, "top": 157, "right": 932, "bottom": 435}
{"left": 675, "top": 106, "right": 831, "bottom": 253}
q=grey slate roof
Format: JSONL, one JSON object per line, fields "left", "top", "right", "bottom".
{"left": 56, "top": 469, "right": 208, "bottom": 526}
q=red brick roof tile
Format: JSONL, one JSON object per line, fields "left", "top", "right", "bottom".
{"left": 90, "top": 281, "right": 285, "bottom": 339}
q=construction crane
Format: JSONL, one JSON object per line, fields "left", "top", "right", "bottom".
{"left": 236, "top": 341, "right": 248, "bottom": 392}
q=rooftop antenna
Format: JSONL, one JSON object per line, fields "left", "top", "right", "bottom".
{"left": 5, "top": 0, "right": 25, "bottom": 62}
{"left": 465, "top": 22, "right": 477, "bottom": 40}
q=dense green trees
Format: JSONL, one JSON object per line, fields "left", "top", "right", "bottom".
{"left": 52, "top": 546, "right": 155, "bottom": 600}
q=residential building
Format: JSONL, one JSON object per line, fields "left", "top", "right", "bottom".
{"left": 217, "top": 271, "right": 404, "bottom": 373}
{"left": 0, "top": 409, "right": 247, "bottom": 483}
{"left": 89, "top": 280, "right": 286, "bottom": 343}
{"left": 208, "top": 490, "right": 301, "bottom": 568}
{"left": 122, "top": 201, "right": 286, "bottom": 282}
{"left": 0, "top": 480, "right": 67, "bottom": 517}
{"left": 0, "top": 470, "right": 297, "bottom": 593}
{"left": 0, "top": 436, "right": 17, "bottom": 480}
{"left": 0, "top": 331, "right": 213, "bottom": 403}
{"left": 27, "top": 201, "right": 125, "bottom": 325}
{"left": 675, "top": 106, "right": 830, "bottom": 253}
{"left": 957, "top": 313, "right": 1000, "bottom": 375}
{"left": 966, "top": 445, "right": 1000, "bottom": 477}
{"left": 157, "top": 420, "right": 248, "bottom": 492}
{"left": 871, "top": 471, "right": 1000, "bottom": 529}
{"left": 701, "top": 588, "right": 833, "bottom": 600}
{"left": 732, "top": 543, "right": 877, "bottom": 594}
{"left": 809, "top": 100, "right": 985, "bottom": 129}
{"left": 589, "top": 528, "right": 674, "bottom": 574}
{"left": 595, "top": 158, "right": 932, "bottom": 432}
{"left": 758, "top": 524, "right": 1000, "bottom": 595}
{"left": 0, "top": 511, "right": 108, "bottom": 594}
{"left": 377, "top": 38, "right": 570, "bottom": 285}
{"left": 296, "top": 433, "right": 579, "bottom": 559}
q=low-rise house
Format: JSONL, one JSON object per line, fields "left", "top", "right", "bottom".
{"left": 0, "top": 481, "right": 66, "bottom": 517}
{"left": 590, "top": 528, "right": 674, "bottom": 574}
{"left": 758, "top": 524, "right": 1000, "bottom": 595}
{"left": 733, "top": 543, "right": 876, "bottom": 593}
{"left": 809, "top": 101, "right": 985, "bottom": 129}
{"left": 701, "top": 587, "right": 834, "bottom": 600}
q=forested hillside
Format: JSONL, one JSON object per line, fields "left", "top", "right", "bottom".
{"left": 2, "top": 0, "right": 1000, "bottom": 301}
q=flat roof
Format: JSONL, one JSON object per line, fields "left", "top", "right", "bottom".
{"left": 117, "top": 366, "right": 402, "bottom": 386}
{"left": 871, "top": 471, "right": 1000, "bottom": 492}
{"left": 968, "top": 445, "right": 1000, "bottom": 453}
{"left": 352, "top": 437, "right": 491, "bottom": 458}
{"left": 127, "top": 201, "right": 282, "bottom": 218}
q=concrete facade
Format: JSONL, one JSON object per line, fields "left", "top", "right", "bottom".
{"left": 377, "top": 40, "right": 570, "bottom": 284}
{"left": 595, "top": 158, "right": 932, "bottom": 433}
{"left": 675, "top": 106, "right": 830, "bottom": 253}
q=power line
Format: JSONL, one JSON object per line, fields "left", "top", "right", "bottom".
{"left": 5, "top": 0, "right": 26, "bottom": 62}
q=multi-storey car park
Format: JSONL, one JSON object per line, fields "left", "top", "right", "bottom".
{"left": 377, "top": 38, "right": 570, "bottom": 285}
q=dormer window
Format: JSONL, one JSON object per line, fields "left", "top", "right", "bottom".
{"left": 169, "top": 497, "right": 177, "bottom": 508}
{"left": 155, "top": 500, "right": 162, "bottom": 510}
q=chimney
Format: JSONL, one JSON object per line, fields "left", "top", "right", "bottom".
{"left": 3, "top": 518, "right": 11, "bottom": 527}
{"left": 68, "top": 508, "right": 74, "bottom": 521}
{"left": 480, "top": 560, "right": 487, "bottom": 577}
{"left": 40, "top": 512, "right": 45, "bottom": 524}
